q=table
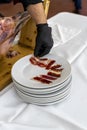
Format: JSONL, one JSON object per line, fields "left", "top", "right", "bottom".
{"left": 0, "top": 12, "right": 87, "bottom": 130}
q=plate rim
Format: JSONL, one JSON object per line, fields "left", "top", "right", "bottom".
{"left": 11, "top": 54, "right": 71, "bottom": 89}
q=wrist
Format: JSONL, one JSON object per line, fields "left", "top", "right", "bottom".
{"left": 36, "top": 23, "right": 49, "bottom": 31}
{"left": 37, "top": 23, "right": 48, "bottom": 27}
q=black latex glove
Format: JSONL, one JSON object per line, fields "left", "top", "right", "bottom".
{"left": 34, "top": 23, "right": 53, "bottom": 57}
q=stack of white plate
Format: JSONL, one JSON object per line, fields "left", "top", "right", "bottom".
{"left": 11, "top": 54, "right": 72, "bottom": 105}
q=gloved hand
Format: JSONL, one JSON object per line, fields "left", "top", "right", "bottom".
{"left": 34, "top": 23, "right": 53, "bottom": 57}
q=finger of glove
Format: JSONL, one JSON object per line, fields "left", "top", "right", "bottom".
{"left": 37, "top": 47, "right": 51, "bottom": 57}
{"left": 34, "top": 42, "right": 42, "bottom": 57}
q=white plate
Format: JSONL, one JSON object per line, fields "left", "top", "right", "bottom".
{"left": 14, "top": 80, "right": 71, "bottom": 98}
{"left": 13, "top": 75, "right": 72, "bottom": 95}
{"left": 28, "top": 94, "right": 71, "bottom": 106}
{"left": 13, "top": 74, "right": 72, "bottom": 95}
{"left": 28, "top": 94, "right": 70, "bottom": 106}
{"left": 13, "top": 74, "right": 72, "bottom": 91}
{"left": 11, "top": 54, "right": 71, "bottom": 89}
{"left": 15, "top": 83, "right": 71, "bottom": 104}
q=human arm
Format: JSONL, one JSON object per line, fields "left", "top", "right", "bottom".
{"left": 15, "top": 0, "right": 53, "bottom": 57}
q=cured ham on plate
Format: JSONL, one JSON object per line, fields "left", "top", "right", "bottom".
{"left": 29, "top": 56, "right": 64, "bottom": 84}
{"left": 11, "top": 54, "right": 71, "bottom": 89}
{"left": 11, "top": 54, "right": 72, "bottom": 105}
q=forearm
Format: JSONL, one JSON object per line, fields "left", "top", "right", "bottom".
{"left": 15, "top": 0, "right": 47, "bottom": 24}
{"left": 27, "top": 3, "right": 47, "bottom": 25}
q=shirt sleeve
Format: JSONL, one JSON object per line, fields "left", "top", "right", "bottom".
{"left": 0, "top": 0, "right": 12, "bottom": 3}
{"left": 20, "top": 0, "right": 43, "bottom": 10}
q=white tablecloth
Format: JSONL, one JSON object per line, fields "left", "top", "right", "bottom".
{"left": 0, "top": 12, "right": 87, "bottom": 130}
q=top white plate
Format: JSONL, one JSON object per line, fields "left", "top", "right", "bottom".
{"left": 11, "top": 54, "right": 71, "bottom": 89}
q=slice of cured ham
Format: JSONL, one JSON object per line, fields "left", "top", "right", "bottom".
{"left": 40, "top": 75, "right": 57, "bottom": 80}
{"left": 33, "top": 76, "right": 52, "bottom": 84}
{"left": 29, "top": 56, "right": 64, "bottom": 84}
{"left": 6, "top": 50, "right": 20, "bottom": 58}
{"left": 29, "top": 56, "right": 48, "bottom": 67}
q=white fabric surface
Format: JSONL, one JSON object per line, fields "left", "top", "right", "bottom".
{"left": 51, "top": 23, "right": 81, "bottom": 47}
{"left": 0, "top": 12, "right": 87, "bottom": 130}
{"left": 51, "top": 28, "right": 87, "bottom": 63}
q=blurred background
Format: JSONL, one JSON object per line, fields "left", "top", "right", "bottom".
{"left": 0, "top": 0, "right": 87, "bottom": 18}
